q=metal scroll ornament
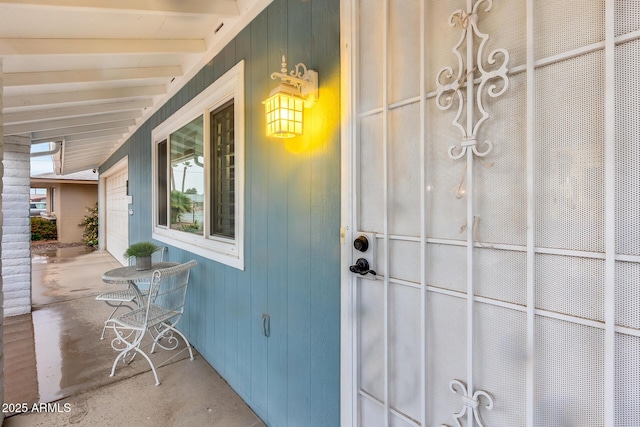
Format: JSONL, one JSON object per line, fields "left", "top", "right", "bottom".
{"left": 441, "top": 380, "right": 494, "bottom": 427}
{"left": 435, "top": 0, "right": 510, "bottom": 160}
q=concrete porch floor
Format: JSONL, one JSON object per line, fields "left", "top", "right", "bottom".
{"left": 3, "top": 245, "right": 264, "bottom": 427}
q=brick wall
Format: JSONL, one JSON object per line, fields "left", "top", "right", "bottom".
{"left": 2, "top": 135, "right": 31, "bottom": 317}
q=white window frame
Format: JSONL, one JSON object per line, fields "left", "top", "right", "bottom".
{"left": 152, "top": 60, "right": 245, "bottom": 270}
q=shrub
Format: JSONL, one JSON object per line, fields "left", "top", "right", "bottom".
{"left": 79, "top": 202, "right": 99, "bottom": 248}
{"left": 31, "top": 217, "right": 57, "bottom": 241}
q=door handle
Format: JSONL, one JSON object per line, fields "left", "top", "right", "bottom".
{"left": 353, "top": 235, "right": 369, "bottom": 252}
{"left": 349, "top": 258, "right": 377, "bottom": 276}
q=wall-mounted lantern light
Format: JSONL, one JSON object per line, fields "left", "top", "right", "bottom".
{"left": 264, "top": 55, "right": 318, "bottom": 138}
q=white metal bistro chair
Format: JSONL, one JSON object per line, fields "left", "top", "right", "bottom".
{"left": 96, "top": 246, "right": 166, "bottom": 340}
{"left": 105, "top": 259, "right": 197, "bottom": 386}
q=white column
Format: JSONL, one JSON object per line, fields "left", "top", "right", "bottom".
{"left": 604, "top": 0, "right": 616, "bottom": 423}
{"left": 525, "top": 0, "right": 535, "bottom": 425}
{"left": 1, "top": 133, "right": 31, "bottom": 317}
{"left": 0, "top": 56, "right": 5, "bottom": 420}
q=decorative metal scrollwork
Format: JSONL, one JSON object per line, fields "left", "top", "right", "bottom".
{"left": 290, "top": 62, "right": 309, "bottom": 80}
{"left": 150, "top": 324, "right": 180, "bottom": 351}
{"left": 441, "top": 380, "right": 494, "bottom": 427}
{"left": 435, "top": 0, "right": 510, "bottom": 160}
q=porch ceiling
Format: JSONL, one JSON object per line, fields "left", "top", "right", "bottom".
{"left": 0, "top": 0, "right": 270, "bottom": 175}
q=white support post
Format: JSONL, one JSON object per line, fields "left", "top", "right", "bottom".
{"left": 419, "top": 0, "right": 428, "bottom": 424}
{"left": 0, "top": 56, "right": 5, "bottom": 421}
{"left": 339, "top": 0, "right": 360, "bottom": 426}
{"left": 604, "top": 0, "right": 616, "bottom": 424}
{"left": 1, "top": 134, "right": 32, "bottom": 317}
{"left": 382, "top": 0, "right": 390, "bottom": 425}
{"left": 525, "top": 0, "right": 536, "bottom": 425}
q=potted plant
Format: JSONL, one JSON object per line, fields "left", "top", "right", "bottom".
{"left": 124, "top": 241, "right": 160, "bottom": 271}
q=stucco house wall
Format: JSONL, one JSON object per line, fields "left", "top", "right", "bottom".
{"left": 100, "top": 0, "right": 341, "bottom": 425}
{"left": 53, "top": 183, "right": 97, "bottom": 244}
{"left": 31, "top": 171, "right": 98, "bottom": 244}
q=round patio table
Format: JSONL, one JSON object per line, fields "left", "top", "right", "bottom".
{"left": 102, "top": 262, "right": 179, "bottom": 285}
{"left": 101, "top": 262, "right": 179, "bottom": 309}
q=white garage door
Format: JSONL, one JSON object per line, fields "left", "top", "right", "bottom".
{"left": 104, "top": 163, "right": 129, "bottom": 265}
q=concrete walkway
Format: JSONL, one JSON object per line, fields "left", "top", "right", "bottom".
{"left": 3, "top": 245, "right": 264, "bottom": 427}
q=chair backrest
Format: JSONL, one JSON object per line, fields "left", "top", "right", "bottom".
{"left": 147, "top": 260, "right": 197, "bottom": 319}
{"left": 153, "top": 246, "right": 167, "bottom": 263}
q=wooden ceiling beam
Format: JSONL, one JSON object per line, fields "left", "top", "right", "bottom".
{"left": 0, "top": 0, "right": 240, "bottom": 16}
{"left": 3, "top": 99, "right": 152, "bottom": 124}
{"left": 30, "top": 119, "right": 136, "bottom": 141}
{"left": 6, "top": 111, "right": 140, "bottom": 135}
{"left": 4, "top": 66, "right": 182, "bottom": 86}
{"left": 4, "top": 85, "right": 165, "bottom": 109}
{"left": 58, "top": 128, "right": 129, "bottom": 143}
{"left": 0, "top": 38, "right": 205, "bottom": 55}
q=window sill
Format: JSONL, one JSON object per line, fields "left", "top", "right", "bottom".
{"left": 153, "top": 228, "right": 244, "bottom": 270}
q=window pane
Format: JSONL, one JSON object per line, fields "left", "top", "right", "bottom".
{"left": 157, "top": 139, "right": 168, "bottom": 227}
{"left": 210, "top": 101, "right": 235, "bottom": 239}
{"left": 170, "top": 116, "right": 204, "bottom": 234}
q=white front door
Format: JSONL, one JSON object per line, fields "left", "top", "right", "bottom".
{"left": 341, "top": 0, "right": 640, "bottom": 426}
{"left": 102, "top": 159, "right": 129, "bottom": 265}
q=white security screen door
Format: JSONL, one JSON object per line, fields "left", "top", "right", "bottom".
{"left": 341, "top": 0, "right": 640, "bottom": 425}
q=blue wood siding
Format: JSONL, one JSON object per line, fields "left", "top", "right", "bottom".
{"left": 100, "top": 0, "right": 341, "bottom": 425}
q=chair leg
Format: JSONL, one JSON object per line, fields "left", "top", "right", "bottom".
{"left": 110, "top": 349, "right": 128, "bottom": 375}
{"left": 100, "top": 303, "right": 122, "bottom": 340}
{"left": 151, "top": 323, "right": 194, "bottom": 361}
{"left": 100, "top": 301, "right": 136, "bottom": 340}
{"left": 109, "top": 326, "right": 161, "bottom": 386}
{"left": 110, "top": 346, "right": 161, "bottom": 386}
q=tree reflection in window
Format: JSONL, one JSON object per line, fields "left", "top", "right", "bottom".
{"left": 170, "top": 116, "right": 204, "bottom": 234}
